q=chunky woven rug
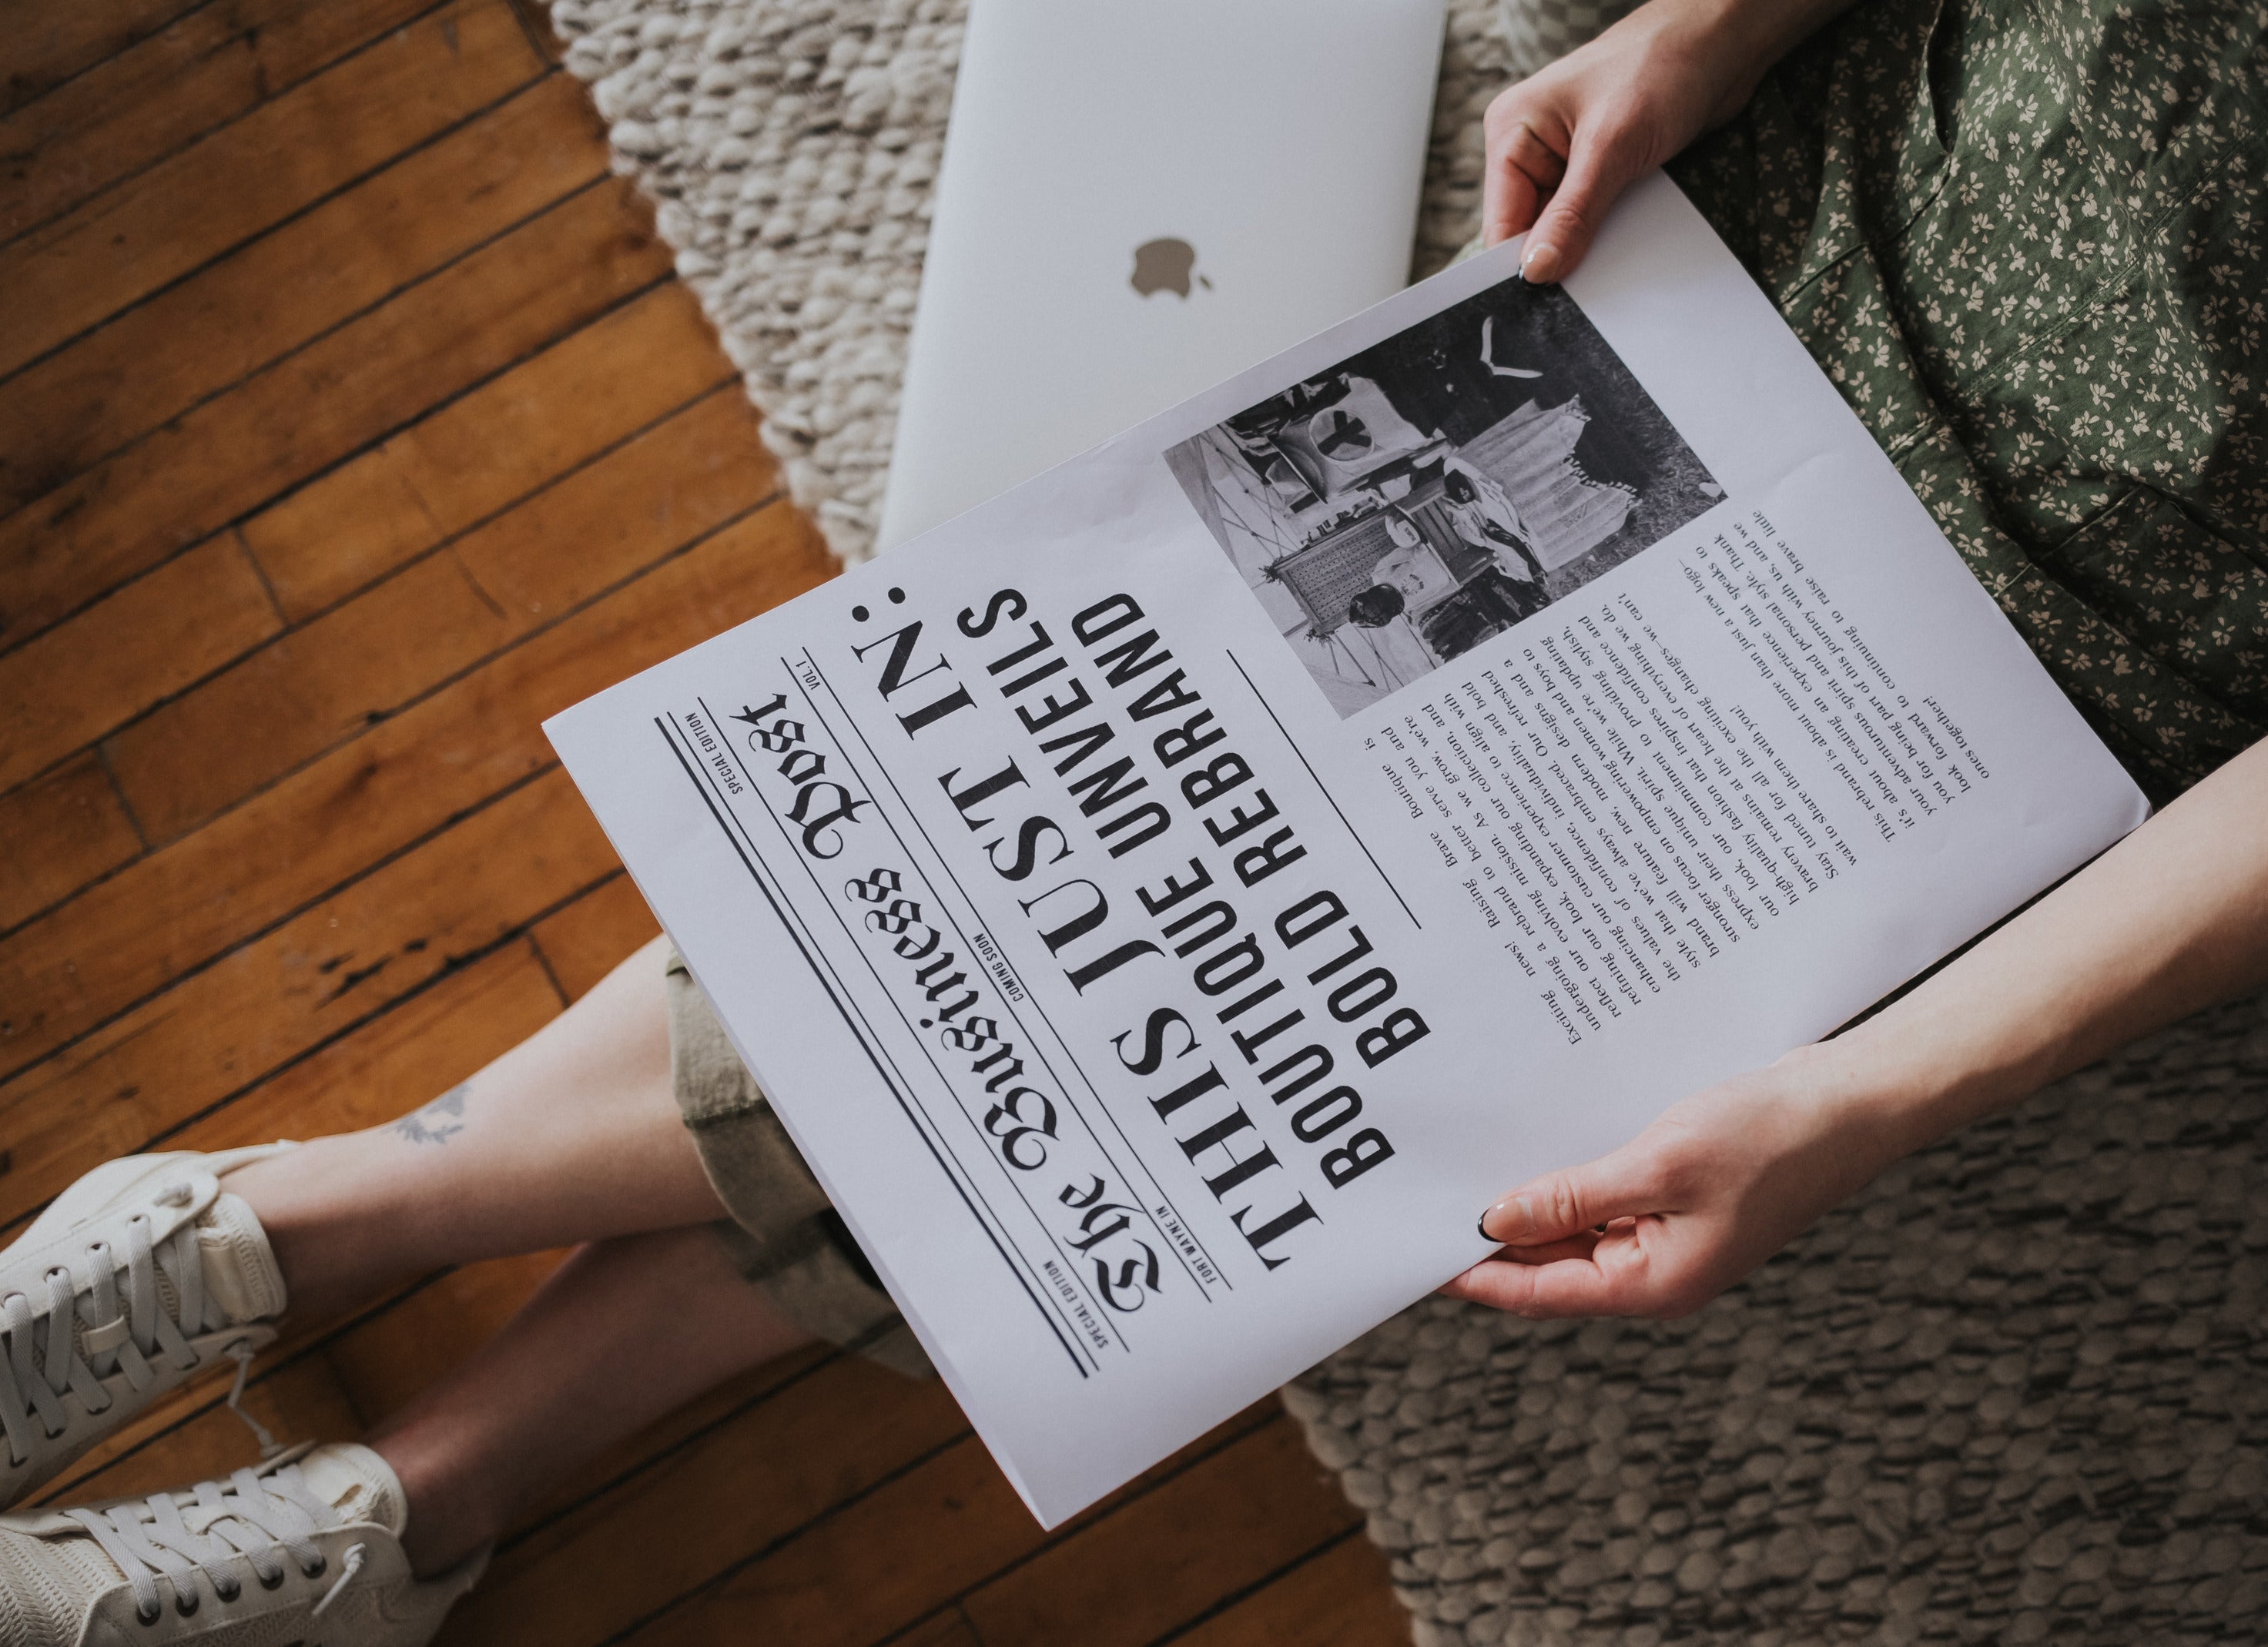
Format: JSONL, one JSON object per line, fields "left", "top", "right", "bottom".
{"left": 1287, "top": 989, "right": 2268, "bottom": 1644}
{"left": 548, "top": 3, "right": 2268, "bottom": 1642}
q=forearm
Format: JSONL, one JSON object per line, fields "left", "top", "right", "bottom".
{"left": 1697, "top": 0, "right": 1858, "bottom": 86}
{"left": 1608, "top": 0, "right": 1858, "bottom": 126}
{"left": 1807, "top": 738, "right": 2268, "bottom": 1161}
{"left": 1458, "top": 745, "right": 2268, "bottom": 1321}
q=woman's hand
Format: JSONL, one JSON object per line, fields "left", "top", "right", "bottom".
{"left": 1450, "top": 739, "right": 2268, "bottom": 1321}
{"left": 1444, "top": 1047, "right": 1898, "bottom": 1317}
{"left": 1485, "top": 0, "right": 1852, "bottom": 280}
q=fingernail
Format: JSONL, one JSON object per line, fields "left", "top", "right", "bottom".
{"left": 1519, "top": 243, "right": 1562, "bottom": 284}
{"left": 1479, "top": 1193, "right": 1534, "bottom": 1244}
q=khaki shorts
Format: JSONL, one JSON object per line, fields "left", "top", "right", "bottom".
{"left": 665, "top": 949, "right": 931, "bottom": 1378}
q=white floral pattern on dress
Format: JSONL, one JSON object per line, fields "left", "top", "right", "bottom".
{"left": 1673, "top": 0, "right": 2268, "bottom": 800}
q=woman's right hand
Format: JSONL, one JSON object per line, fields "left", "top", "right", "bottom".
{"left": 1484, "top": 0, "right": 1851, "bottom": 281}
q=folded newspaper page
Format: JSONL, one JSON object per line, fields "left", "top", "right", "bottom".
{"left": 547, "top": 174, "right": 2149, "bottom": 1525}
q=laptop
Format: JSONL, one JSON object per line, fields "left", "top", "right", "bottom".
{"left": 875, "top": 0, "right": 1446, "bottom": 552}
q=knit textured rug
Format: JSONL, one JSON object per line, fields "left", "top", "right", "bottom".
{"left": 1285, "top": 987, "right": 2268, "bottom": 1645}
{"left": 536, "top": 5, "right": 2268, "bottom": 1645}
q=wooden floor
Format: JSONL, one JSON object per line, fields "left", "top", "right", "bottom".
{"left": 0, "top": 2, "right": 1412, "bottom": 1641}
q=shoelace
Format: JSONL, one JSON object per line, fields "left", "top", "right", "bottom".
{"left": 65, "top": 1461, "right": 365, "bottom": 1624}
{"left": 0, "top": 1196, "right": 232, "bottom": 1469}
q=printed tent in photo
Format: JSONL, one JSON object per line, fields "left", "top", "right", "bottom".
{"left": 1260, "top": 395, "right": 1637, "bottom": 641}
{"left": 1458, "top": 395, "right": 1634, "bottom": 574}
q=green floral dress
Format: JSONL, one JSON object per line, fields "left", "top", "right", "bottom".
{"left": 1669, "top": 0, "right": 2267, "bottom": 802}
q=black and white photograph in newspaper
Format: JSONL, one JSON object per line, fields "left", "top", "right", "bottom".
{"left": 1164, "top": 273, "right": 1725, "bottom": 716}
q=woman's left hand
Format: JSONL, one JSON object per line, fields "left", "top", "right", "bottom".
{"left": 1444, "top": 1047, "right": 1899, "bottom": 1317}
{"left": 1480, "top": 0, "right": 1851, "bottom": 280}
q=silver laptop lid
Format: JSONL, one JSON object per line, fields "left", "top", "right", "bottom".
{"left": 876, "top": 0, "right": 1445, "bottom": 552}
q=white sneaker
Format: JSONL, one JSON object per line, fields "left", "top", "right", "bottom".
{"left": 0, "top": 1440, "right": 485, "bottom": 1645}
{"left": 1, "top": 1146, "right": 296, "bottom": 1511}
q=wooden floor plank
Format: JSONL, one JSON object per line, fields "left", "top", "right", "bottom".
{"left": 0, "top": 501, "right": 829, "bottom": 1087}
{"left": 113, "top": 549, "right": 525, "bottom": 837}
{"left": 0, "top": 0, "right": 206, "bottom": 118}
{"left": 0, "top": 767, "right": 617, "bottom": 1229}
{"left": 449, "top": 381, "right": 772, "bottom": 616}
{"left": 0, "top": 72, "right": 611, "bottom": 518}
{"left": 104, "top": 386, "right": 772, "bottom": 842}
{"left": 959, "top": 1418, "right": 1362, "bottom": 1647}
{"left": 0, "top": 752, "right": 142, "bottom": 932}
{"left": 615, "top": 1406, "right": 1286, "bottom": 1647}
{"left": 501, "top": 0, "right": 567, "bottom": 63}
{"left": 1168, "top": 1533, "right": 1409, "bottom": 1647}
{"left": 894, "top": 1609, "right": 987, "bottom": 1647}
{"left": 530, "top": 873, "right": 661, "bottom": 1002}
{"left": 0, "top": 0, "right": 540, "bottom": 380}
{"left": 0, "top": 176, "right": 672, "bottom": 653}
{"left": 496, "top": 1345, "right": 837, "bottom": 1530}
{"left": 149, "top": 938, "right": 567, "bottom": 1163}
{"left": 612, "top": 1437, "right": 1047, "bottom": 1647}
{"left": 441, "top": 1358, "right": 973, "bottom": 1647}
{"left": 240, "top": 287, "right": 741, "bottom": 621}
{"left": 0, "top": 0, "right": 441, "bottom": 245}
{"left": 0, "top": 531, "right": 281, "bottom": 792}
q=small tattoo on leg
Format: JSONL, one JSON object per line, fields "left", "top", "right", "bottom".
{"left": 391, "top": 1083, "right": 471, "bottom": 1146}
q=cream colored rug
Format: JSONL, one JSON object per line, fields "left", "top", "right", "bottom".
{"left": 540, "top": 8, "right": 2268, "bottom": 1646}
{"left": 1286, "top": 989, "right": 2268, "bottom": 1644}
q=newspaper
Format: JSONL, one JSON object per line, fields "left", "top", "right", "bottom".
{"left": 546, "top": 174, "right": 2149, "bottom": 1526}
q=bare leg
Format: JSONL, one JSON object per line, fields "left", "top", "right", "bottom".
{"left": 365, "top": 1224, "right": 813, "bottom": 1576}
{"left": 227, "top": 934, "right": 726, "bottom": 1317}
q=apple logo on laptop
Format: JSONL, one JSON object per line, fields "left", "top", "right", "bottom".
{"left": 1131, "top": 238, "right": 1213, "bottom": 299}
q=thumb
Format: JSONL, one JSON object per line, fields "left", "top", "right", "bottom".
{"left": 1481, "top": 103, "right": 1571, "bottom": 246}
{"left": 1515, "top": 116, "right": 1649, "bottom": 285}
{"left": 1479, "top": 1149, "right": 1657, "bottom": 1247}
